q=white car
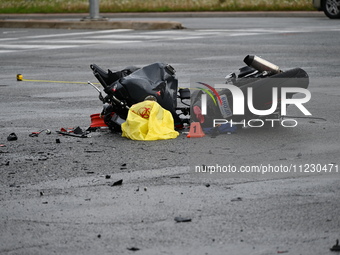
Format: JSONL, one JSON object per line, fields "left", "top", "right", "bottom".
{"left": 313, "top": 0, "right": 340, "bottom": 19}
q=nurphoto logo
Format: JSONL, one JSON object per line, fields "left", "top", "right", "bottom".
{"left": 190, "top": 78, "right": 312, "bottom": 128}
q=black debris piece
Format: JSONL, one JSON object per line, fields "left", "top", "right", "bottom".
{"left": 85, "top": 150, "right": 103, "bottom": 153}
{"left": 205, "top": 183, "right": 210, "bottom": 187}
{"left": 7, "top": 133, "right": 18, "bottom": 141}
{"left": 56, "top": 130, "right": 89, "bottom": 138}
{"left": 73, "top": 126, "right": 84, "bottom": 134}
{"left": 105, "top": 175, "right": 111, "bottom": 179}
{"left": 56, "top": 139, "right": 61, "bottom": 143}
{"left": 127, "top": 247, "right": 140, "bottom": 251}
{"left": 174, "top": 216, "right": 192, "bottom": 223}
{"left": 111, "top": 179, "right": 123, "bottom": 186}
{"left": 231, "top": 197, "right": 243, "bottom": 202}
{"left": 330, "top": 239, "right": 340, "bottom": 252}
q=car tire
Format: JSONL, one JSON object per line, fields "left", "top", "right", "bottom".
{"left": 323, "top": 0, "right": 340, "bottom": 19}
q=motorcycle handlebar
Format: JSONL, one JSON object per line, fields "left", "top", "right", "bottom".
{"left": 93, "top": 71, "right": 108, "bottom": 89}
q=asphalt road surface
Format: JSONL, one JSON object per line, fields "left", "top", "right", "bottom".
{"left": 1, "top": 16, "right": 340, "bottom": 254}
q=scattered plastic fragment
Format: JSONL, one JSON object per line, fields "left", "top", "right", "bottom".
{"left": 330, "top": 239, "right": 340, "bottom": 252}
{"left": 73, "top": 126, "right": 83, "bottom": 134}
{"left": 231, "top": 197, "right": 243, "bottom": 202}
{"left": 56, "top": 138, "right": 61, "bottom": 143}
{"left": 105, "top": 175, "right": 111, "bottom": 179}
{"left": 127, "top": 247, "right": 140, "bottom": 251}
{"left": 90, "top": 113, "right": 108, "bottom": 128}
{"left": 57, "top": 127, "right": 90, "bottom": 138}
{"left": 85, "top": 150, "right": 103, "bottom": 153}
{"left": 111, "top": 179, "right": 123, "bottom": 186}
{"left": 29, "top": 129, "right": 51, "bottom": 137}
{"left": 277, "top": 251, "right": 289, "bottom": 254}
{"left": 7, "top": 133, "right": 18, "bottom": 141}
{"left": 174, "top": 216, "right": 192, "bottom": 223}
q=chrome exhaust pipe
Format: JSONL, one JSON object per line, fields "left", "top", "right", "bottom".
{"left": 244, "top": 55, "right": 281, "bottom": 74}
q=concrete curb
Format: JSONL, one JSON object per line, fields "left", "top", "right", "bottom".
{"left": 0, "top": 19, "right": 184, "bottom": 30}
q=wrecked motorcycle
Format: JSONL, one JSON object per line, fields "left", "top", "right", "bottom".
{"left": 89, "top": 62, "right": 189, "bottom": 132}
{"left": 89, "top": 55, "right": 309, "bottom": 132}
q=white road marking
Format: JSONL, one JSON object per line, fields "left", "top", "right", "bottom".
{"left": 1, "top": 26, "right": 339, "bottom": 54}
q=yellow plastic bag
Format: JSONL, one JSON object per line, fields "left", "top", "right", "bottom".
{"left": 122, "top": 101, "right": 179, "bottom": 141}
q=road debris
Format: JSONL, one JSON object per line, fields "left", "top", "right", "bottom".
{"left": 29, "top": 129, "right": 51, "bottom": 137}
{"left": 56, "top": 127, "right": 90, "bottom": 138}
{"left": 330, "top": 239, "right": 340, "bottom": 252}
{"left": 7, "top": 133, "right": 18, "bottom": 141}
{"left": 111, "top": 179, "right": 123, "bottom": 186}
{"left": 127, "top": 247, "right": 140, "bottom": 251}
{"left": 231, "top": 197, "right": 243, "bottom": 202}
{"left": 174, "top": 216, "right": 192, "bottom": 223}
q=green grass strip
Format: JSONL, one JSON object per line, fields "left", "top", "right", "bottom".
{"left": 0, "top": 0, "right": 315, "bottom": 14}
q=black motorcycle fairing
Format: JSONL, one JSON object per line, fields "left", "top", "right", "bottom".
{"left": 93, "top": 62, "right": 182, "bottom": 127}
{"left": 90, "top": 63, "right": 139, "bottom": 87}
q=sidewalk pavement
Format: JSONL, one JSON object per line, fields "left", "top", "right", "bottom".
{"left": 0, "top": 12, "right": 324, "bottom": 30}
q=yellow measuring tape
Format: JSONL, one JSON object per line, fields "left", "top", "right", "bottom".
{"left": 16, "top": 74, "right": 100, "bottom": 85}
